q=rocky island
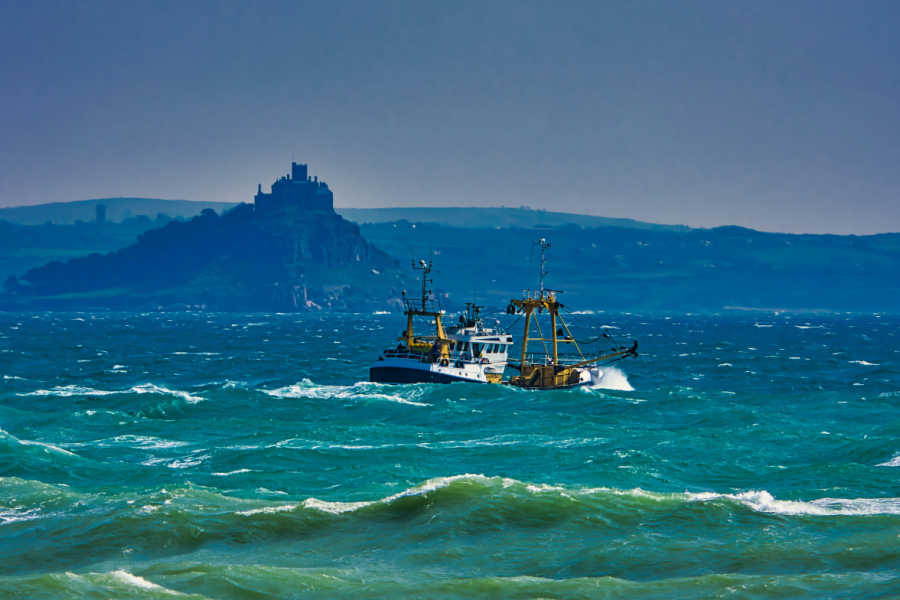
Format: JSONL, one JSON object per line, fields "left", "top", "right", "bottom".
{"left": 4, "top": 163, "right": 406, "bottom": 311}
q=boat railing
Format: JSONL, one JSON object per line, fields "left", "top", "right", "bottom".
{"left": 383, "top": 348, "right": 501, "bottom": 366}
{"left": 520, "top": 289, "right": 563, "bottom": 301}
{"left": 383, "top": 349, "right": 430, "bottom": 362}
{"left": 511, "top": 352, "right": 601, "bottom": 366}
{"left": 404, "top": 297, "right": 442, "bottom": 314}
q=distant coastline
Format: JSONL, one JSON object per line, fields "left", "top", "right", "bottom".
{"left": 1, "top": 194, "right": 899, "bottom": 313}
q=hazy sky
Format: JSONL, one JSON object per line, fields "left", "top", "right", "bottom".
{"left": 1, "top": 1, "right": 898, "bottom": 234}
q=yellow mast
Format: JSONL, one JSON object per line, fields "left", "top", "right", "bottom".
{"left": 399, "top": 248, "right": 448, "bottom": 359}
{"left": 508, "top": 239, "right": 567, "bottom": 387}
{"left": 520, "top": 310, "right": 531, "bottom": 367}
{"left": 507, "top": 239, "right": 637, "bottom": 388}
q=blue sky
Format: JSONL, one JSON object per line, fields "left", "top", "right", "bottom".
{"left": 1, "top": 0, "right": 898, "bottom": 234}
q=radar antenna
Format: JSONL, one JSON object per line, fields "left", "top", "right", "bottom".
{"left": 535, "top": 238, "right": 551, "bottom": 296}
{"left": 411, "top": 244, "right": 437, "bottom": 305}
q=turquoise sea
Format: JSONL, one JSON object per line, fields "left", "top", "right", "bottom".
{"left": 1, "top": 311, "right": 898, "bottom": 599}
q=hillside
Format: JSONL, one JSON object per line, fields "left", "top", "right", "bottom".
{"left": 2, "top": 200, "right": 689, "bottom": 231}
{"left": 2, "top": 199, "right": 898, "bottom": 313}
{"left": 0, "top": 216, "right": 173, "bottom": 288}
{"left": 359, "top": 221, "right": 900, "bottom": 312}
{"left": 0, "top": 198, "right": 238, "bottom": 225}
{"left": 335, "top": 206, "right": 690, "bottom": 232}
{"left": 3, "top": 204, "right": 406, "bottom": 311}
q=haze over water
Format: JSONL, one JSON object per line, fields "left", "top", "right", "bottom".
{"left": 1, "top": 311, "right": 899, "bottom": 598}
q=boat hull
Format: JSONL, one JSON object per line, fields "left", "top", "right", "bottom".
{"left": 370, "top": 365, "right": 486, "bottom": 385}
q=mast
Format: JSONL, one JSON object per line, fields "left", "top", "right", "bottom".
{"left": 400, "top": 246, "right": 448, "bottom": 358}
{"left": 507, "top": 238, "right": 637, "bottom": 389}
{"left": 512, "top": 239, "right": 558, "bottom": 381}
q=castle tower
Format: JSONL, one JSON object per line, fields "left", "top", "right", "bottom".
{"left": 255, "top": 161, "right": 334, "bottom": 216}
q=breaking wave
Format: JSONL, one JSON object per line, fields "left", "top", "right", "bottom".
{"left": 263, "top": 379, "right": 431, "bottom": 406}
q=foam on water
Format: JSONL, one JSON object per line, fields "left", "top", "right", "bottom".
{"left": 19, "top": 383, "right": 204, "bottom": 403}
{"left": 264, "top": 379, "right": 430, "bottom": 406}
{"left": 589, "top": 366, "right": 634, "bottom": 391}
{"left": 876, "top": 455, "right": 900, "bottom": 467}
{"left": 689, "top": 490, "right": 900, "bottom": 516}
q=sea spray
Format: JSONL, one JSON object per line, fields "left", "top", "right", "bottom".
{"left": 589, "top": 366, "right": 634, "bottom": 391}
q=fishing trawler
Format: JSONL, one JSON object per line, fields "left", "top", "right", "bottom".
{"left": 369, "top": 253, "right": 512, "bottom": 385}
{"left": 505, "top": 239, "right": 639, "bottom": 390}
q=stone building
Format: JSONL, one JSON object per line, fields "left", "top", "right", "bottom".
{"left": 254, "top": 162, "right": 334, "bottom": 216}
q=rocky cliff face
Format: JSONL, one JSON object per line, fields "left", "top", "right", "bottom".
{"left": 14, "top": 203, "right": 407, "bottom": 311}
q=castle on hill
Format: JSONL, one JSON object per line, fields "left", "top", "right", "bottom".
{"left": 254, "top": 162, "right": 334, "bottom": 215}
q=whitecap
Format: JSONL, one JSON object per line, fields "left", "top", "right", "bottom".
{"left": 0, "top": 507, "right": 43, "bottom": 525}
{"left": 264, "top": 379, "right": 430, "bottom": 406}
{"left": 212, "top": 469, "right": 254, "bottom": 476}
{"left": 18, "top": 384, "right": 203, "bottom": 403}
{"left": 64, "top": 435, "right": 189, "bottom": 450}
{"left": 19, "top": 440, "right": 79, "bottom": 456}
{"left": 131, "top": 383, "right": 204, "bottom": 404}
{"left": 526, "top": 483, "right": 567, "bottom": 494}
{"left": 167, "top": 455, "right": 209, "bottom": 469}
{"left": 237, "top": 504, "right": 298, "bottom": 516}
{"left": 689, "top": 490, "right": 900, "bottom": 516}
{"left": 303, "top": 498, "right": 373, "bottom": 514}
{"left": 849, "top": 360, "right": 880, "bottom": 366}
{"left": 239, "top": 474, "right": 492, "bottom": 518}
{"left": 20, "top": 385, "right": 117, "bottom": 397}
{"left": 588, "top": 367, "right": 634, "bottom": 391}
{"left": 107, "top": 570, "right": 185, "bottom": 594}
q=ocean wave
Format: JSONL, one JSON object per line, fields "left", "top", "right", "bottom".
{"left": 0, "top": 429, "right": 81, "bottom": 459}
{"left": 18, "top": 384, "right": 204, "bottom": 404}
{"left": 211, "top": 469, "right": 254, "bottom": 476}
{"left": 4, "top": 474, "right": 900, "bottom": 578}
{"left": 588, "top": 366, "right": 634, "bottom": 391}
{"left": 1, "top": 563, "right": 894, "bottom": 600}
{"left": 0, "top": 569, "right": 210, "bottom": 599}
{"left": 0, "top": 474, "right": 900, "bottom": 516}
{"left": 61, "top": 435, "right": 190, "bottom": 451}
{"left": 876, "top": 455, "right": 900, "bottom": 467}
{"left": 0, "top": 477, "right": 84, "bottom": 525}
{"left": 20, "top": 385, "right": 119, "bottom": 397}
{"left": 225, "top": 475, "right": 900, "bottom": 520}
{"left": 264, "top": 379, "right": 430, "bottom": 406}
{"left": 688, "top": 490, "right": 900, "bottom": 516}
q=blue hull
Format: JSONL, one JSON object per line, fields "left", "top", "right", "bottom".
{"left": 369, "top": 366, "right": 485, "bottom": 385}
